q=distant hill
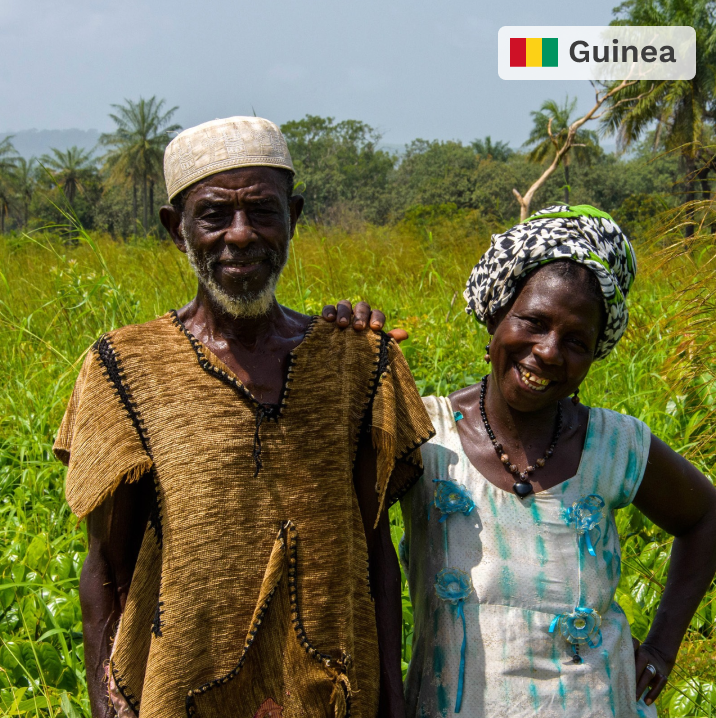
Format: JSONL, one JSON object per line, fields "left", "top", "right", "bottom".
{"left": 0, "top": 129, "right": 102, "bottom": 160}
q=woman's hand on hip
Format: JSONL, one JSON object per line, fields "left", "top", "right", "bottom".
{"left": 633, "top": 637, "right": 671, "bottom": 706}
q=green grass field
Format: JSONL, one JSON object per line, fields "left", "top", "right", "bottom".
{"left": 0, "top": 217, "right": 714, "bottom": 716}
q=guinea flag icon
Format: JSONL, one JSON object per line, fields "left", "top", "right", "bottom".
{"left": 510, "top": 37, "right": 558, "bottom": 67}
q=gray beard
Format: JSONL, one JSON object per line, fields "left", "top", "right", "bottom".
{"left": 183, "top": 234, "right": 288, "bottom": 319}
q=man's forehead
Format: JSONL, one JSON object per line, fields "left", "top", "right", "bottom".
{"left": 190, "top": 170, "right": 284, "bottom": 202}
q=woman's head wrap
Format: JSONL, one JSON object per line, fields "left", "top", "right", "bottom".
{"left": 463, "top": 204, "right": 637, "bottom": 359}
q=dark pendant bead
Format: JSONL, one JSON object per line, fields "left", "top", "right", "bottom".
{"left": 513, "top": 481, "right": 534, "bottom": 498}
{"left": 572, "top": 654, "right": 582, "bottom": 664}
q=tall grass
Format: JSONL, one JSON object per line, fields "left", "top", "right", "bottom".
{"left": 0, "top": 215, "right": 714, "bottom": 716}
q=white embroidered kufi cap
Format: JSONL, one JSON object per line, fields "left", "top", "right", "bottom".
{"left": 163, "top": 116, "right": 295, "bottom": 200}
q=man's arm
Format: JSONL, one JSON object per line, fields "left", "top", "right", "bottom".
{"left": 80, "top": 477, "right": 151, "bottom": 717}
{"left": 353, "top": 430, "right": 405, "bottom": 718}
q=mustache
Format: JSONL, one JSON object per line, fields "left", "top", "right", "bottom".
{"left": 205, "top": 248, "right": 283, "bottom": 268}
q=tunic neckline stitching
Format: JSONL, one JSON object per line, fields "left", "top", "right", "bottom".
{"left": 168, "top": 309, "right": 319, "bottom": 419}
{"left": 443, "top": 395, "right": 594, "bottom": 499}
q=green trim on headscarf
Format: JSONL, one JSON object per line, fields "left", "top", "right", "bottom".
{"left": 523, "top": 204, "right": 614, "bottom": 223}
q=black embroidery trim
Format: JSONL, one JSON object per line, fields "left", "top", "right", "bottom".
{"left": 111, "top": 665, "right": 140, "bottom": 713}
{"left": 93, "top": 334, "right": 165, "bottom": 641}
{"left": 169, "top": 310, "right": 319, "bottom": 478}
{"left": 360, "top": 332, "right": 436, "bottom": 506}
{"left": 185, "top": 521, "right": 351, "bottom": 718}
{"left": 92, "top": 334, "right": 163, "bottom": 548}
{"left": 348, "top": 331, "right": 387, "bottom": 475}
{"left": 151, "top": 600, "right": 164, "bottom": 638}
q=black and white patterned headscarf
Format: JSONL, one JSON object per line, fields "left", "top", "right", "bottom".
{"left": 464, "top": 204, "right": 637, "bottom": 359}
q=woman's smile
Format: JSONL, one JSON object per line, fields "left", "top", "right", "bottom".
{"left": 515, "top": 362, "right": 554, "bottom": 392}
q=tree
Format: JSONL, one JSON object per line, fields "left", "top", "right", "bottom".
{"left": 13, "top": 157, "right": 36, "bottom": 229}
{"left": 392, "top": 140, "right": 480, "bottom": 212}
{"left": 0, "top": 137, "right": 18, "bottom": 233}
{"left": 100, "top": 97, "right": 180, "bottom": 232}
{"left": 601, "top": 0, "right": 716, "bottom": 235}
{"left": 524, "top": 96, "right": 600, "bottom": 204}
{"left": 511, "top": 79, "right": 643, "bottom": 221}
{"left": 471, "top": 136, "right": 513, "bottom": 162}
{"left": 281, "top": 116, "right": 396, "bottom": 223}
{"left": 39, "top": 146, "right": 96, "bottom": 206}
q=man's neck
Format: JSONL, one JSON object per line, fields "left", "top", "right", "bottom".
{"left": 177, "top": 286, "right": 306, "bottom": 350}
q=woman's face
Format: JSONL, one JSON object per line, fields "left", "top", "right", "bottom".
{"left": 486, "top": 266, "right": 604, "bottom": 413}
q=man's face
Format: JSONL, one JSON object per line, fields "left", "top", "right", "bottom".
{"left": 164, "top": 167, "right": 302, "bottom": 317}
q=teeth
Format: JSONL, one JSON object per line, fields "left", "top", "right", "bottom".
{"left": 518, "top": 365, "right": 550, "bottom": 391}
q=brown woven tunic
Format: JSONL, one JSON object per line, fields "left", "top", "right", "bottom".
{"left": 54, "top": 313, "right": 434, "bottom": 718}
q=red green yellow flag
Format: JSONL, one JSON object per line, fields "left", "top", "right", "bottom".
{"left": 510, "top": 38, "right": 558, "bottom": 67}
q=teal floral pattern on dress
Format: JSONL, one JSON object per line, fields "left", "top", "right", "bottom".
{"left": 435, "top": 567, "right": 473, "bottom": 604}
{"left": 564, "top": 494, "right": 605, "bottom": 557}
{"left": 433, "top": 479, "right": 475, "bottom": 523}
{"left": 435, "top": 568, "right": 473, "bottom": 712}
{"left": 549, "top": 608, "right": 603, "bottom": 663}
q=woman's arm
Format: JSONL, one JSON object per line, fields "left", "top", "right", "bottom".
{"left": 80, "top": 477, "right": 151, "bottom": 717}
{"left": 631, "top": 434, "right": 716, "bottom": 705}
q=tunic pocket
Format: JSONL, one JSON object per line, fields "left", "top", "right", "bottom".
{"left": 185, "top": 521, "right": 351, "bottom": 718}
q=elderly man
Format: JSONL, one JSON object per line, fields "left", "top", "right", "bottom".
{"left": 54, "top": 117, "right": 434, "bottom": 718}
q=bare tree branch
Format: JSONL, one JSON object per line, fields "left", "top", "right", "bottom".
{"left": 512, "top": 79, "right": 642, "bottom": 221}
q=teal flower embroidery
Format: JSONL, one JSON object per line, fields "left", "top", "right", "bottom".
{"left": 564, "top": 494, "right": 605, "bottom": 557}
{"left": 435, "top": 568, "right": 472, "bottom": 712}
{"left": 549, "top": 607, "right": 603, "bottom": 663}
{"left": 435, "top": 567, "right": 473, "bottom": 603}
{"left": 433, "top": 479, "right": 475, "bottom": 523}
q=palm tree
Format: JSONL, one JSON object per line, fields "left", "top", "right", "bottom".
{"left": 0, "top": 137, "right": 18, "bottom": 233}
{"left": 39, "top": 146, "right": 96, "bottom": 206}
{"left": 13, "top": 157, "right": 36, "bottom": 229}
{"left": 100, "top": 97, "right": 180, "bottom": 232}
{"left": 524, "top": 96, "right": 600, "bottom": 204}
{"left": 601, "top": 0, "right": 716, "bottom": 235}
{"left": 471, "top": 137, "right": 513, "bottom": 162}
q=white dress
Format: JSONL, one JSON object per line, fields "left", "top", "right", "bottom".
{"left": 400, "top": 396, "right": 657, "bottom": 718}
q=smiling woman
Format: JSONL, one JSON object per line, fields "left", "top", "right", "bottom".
{"left": 398, "top": 205, "right": 716, "bottom": 718}
{"left": 324, "top": 203, "right": 716, "bottom": 718}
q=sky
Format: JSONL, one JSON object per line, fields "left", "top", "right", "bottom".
{"left": 1, "top": 0, "right": 621, "bottom": 149}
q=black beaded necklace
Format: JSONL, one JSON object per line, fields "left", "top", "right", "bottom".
{"left": 478, "top": 374, "right": 563, "bottom": 499}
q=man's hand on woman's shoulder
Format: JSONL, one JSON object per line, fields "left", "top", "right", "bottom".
{"left": 322, "top": 300, "right": 408, "bottom": 343}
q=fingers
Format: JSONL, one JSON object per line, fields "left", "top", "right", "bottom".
{"left": 634, "top": 650, "right": 653, "bottom": 700}
{"left": 643, "top": 673, "right": 668, "bottom": 706}
{"left": 335, "top": 300, "right": 353, "bottom": 327}
{"left": 369, "top": 310, "right": 386, "bottom": 330}
{"left": 322, "top": 305, "right": 337, "bottom": 322}
{"left": 387, "top": 328, "right": 409, "bottom": 343}
{"left": 352, "top": 301, "right": 371, "bottom": 330}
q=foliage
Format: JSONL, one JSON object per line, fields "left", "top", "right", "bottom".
{"left": 471, "top": 136, "right": 514, "bottom": 162}
{"left": 37, "top": 148, "right": 96, "bottom": 208}
{"left": 0, "top": 137, "right": 19, "bottom": 234}
{"left": 99, "top": 97, "right": 180, "bottom": 233}
{"left": 281, "top": 115, "right": 396, "bottom": 224}
{"left": 603, "top": 0, "right": 716, "bottom": 233}
{"left": 0, "top": 203, "right": 714, "bottom": 715}
{"left": 524, "top": 95, "right": 601, "bottom": 204}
